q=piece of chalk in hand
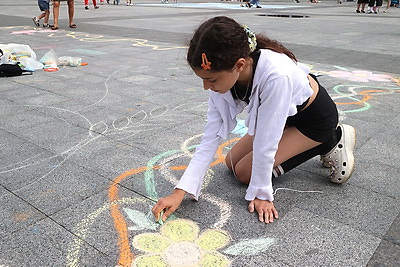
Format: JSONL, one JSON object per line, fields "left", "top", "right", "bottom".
{"left": 157, "top": 210, "right": 164, "bottom": 225}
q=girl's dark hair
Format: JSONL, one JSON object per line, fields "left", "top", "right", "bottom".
{"left": 187, "top": 16, "right": 297, "bottom": 71}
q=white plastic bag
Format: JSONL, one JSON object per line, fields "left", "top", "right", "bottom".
{"left": 58, "top": 56, "right": 82, "bottom": 67}
{"left": 0, "top": 43, "right": 43, "bottom": 70}
{"left": 0, "top": 50, "right": 11, "bottom": 64}
{"left": 39, "top": 49, "right": 57, "bottom": 66}
{"left": 0, "top": 43, "right": 37, "bottom": 62}
{"left": 19, "top": 57, "right": 44, "bottom": 71}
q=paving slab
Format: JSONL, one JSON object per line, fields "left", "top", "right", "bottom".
{"left": 0, "top": 0, "right": 399, "bottom": 266}
{"left": 0, "top": 186, "right": 47, "bottom": 237}
{"left": 0, "top": 217, "right": 115, "bottom": 266}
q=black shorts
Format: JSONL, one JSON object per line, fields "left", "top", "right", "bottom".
{"left": 286, "top": 75, "right": 338, "bottom": 143}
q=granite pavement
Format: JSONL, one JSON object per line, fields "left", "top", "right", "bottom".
{"left": 0, "top": 0, "right": 399, "bottom": 266}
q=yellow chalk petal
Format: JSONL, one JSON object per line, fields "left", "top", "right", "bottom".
{"left": 196, "top": 229, "right": 231, "bottom": 251}
{"left": 131, "top": 254, "right": 168, "bottom": 267}
{"left": 132, "top": 233, "right": 171, "bottom": 253}
{"left": 160, "top": 219, "right": 199, "bottom": 242}
{"left": 201, "top": 251, "right": 231, "bottom": 267}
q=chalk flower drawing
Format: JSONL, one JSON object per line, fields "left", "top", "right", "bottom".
{"left": 131, "top": 219, "right": 231, "bottom": 267}
{"left": 328, "top": 70, "right": 392, "bottom": 83}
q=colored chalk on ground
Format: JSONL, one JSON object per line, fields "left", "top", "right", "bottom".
{"left": 81, "top": 62, "right": 88, "bottom": 66}
{"left": 44, "top": 68, "right": 58, "bottom": 72}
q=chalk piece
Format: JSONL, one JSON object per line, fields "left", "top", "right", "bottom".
{"left": 157, "top": 210, "right": 164, "bottom": 225}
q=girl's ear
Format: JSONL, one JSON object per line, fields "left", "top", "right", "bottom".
{"left": 234, "top": 58, "right": 246, "bottom": 72}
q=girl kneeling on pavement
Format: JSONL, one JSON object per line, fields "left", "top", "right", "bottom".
{"left": 152, "top": 16, "right": 356, "bottom": 224}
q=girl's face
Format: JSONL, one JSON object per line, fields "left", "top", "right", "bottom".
{"left": 193, "top": 58, "right": 246, "bottom": 94}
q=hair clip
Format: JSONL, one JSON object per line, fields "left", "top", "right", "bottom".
{"left": 243, "top": 25, "right": 257, "bottom": 53}
{"left": 201, "top": 53, "right": 211, "bottom": 70}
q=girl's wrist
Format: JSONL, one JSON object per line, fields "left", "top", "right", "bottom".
{"left": 172, "top": 188, "right": 186, "bottom": 198}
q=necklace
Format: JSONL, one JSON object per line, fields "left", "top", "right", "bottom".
{"left": 233, "top": 64, "right": 252, "bottom": 101}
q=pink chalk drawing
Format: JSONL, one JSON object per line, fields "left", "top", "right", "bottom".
{"left": 11, "top": 29, "right": 55, "bottom": 35}
{"left": 328, "top": 70, "right": 393, "bottom": 83}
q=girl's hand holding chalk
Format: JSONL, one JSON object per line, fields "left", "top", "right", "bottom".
{"left": 152, "top": 188, "right": 186, "bottom": 222}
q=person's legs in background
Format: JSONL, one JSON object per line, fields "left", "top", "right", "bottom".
{"left": 383, "top": 0, "right": 390, "bottom": 11}
{"left": 42, "top": 9, "right": 50, "bottom": 26}
{"left": 52, "top": 1, "right": 60, "bottom": 29}
{"left": 33, "top": 0, "right": 50, "bottom": 27}
{"left": 249, "top": 0, "right": 261, "bottom": 7}
{"left": 85, "top": 0, "right": 98, "bottom": 9}
{"left": 368, "top": 0, "right": 376, "bottom": 12}
{"left": 67, "top": 0, "right": 76, "bottom": 28}
{"left": 375, "top": 0, "right": 383, "bottom": 12}
{"left": 93, "top": 0, "right": 99, "bottom": 8}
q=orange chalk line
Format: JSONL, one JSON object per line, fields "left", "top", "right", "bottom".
{"left": 108, "top": 138, "right": 240, "bottom": 266}
{"left": 335, "top": 89, "right": 387, "bottom": 106}
{"left": 108, "top": 166, "right": 147, "bottom": 266}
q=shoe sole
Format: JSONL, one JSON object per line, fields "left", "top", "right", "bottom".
{"left": 331, "top": 124, "right": 356, "bottom": 183}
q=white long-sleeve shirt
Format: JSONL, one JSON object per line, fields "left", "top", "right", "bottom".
{"left": 175, "top": 49, "right": 313, "bottom": 202}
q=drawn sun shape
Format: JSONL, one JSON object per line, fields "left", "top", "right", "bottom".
{"left": 131, "top": 219, "right": 231, "bottom": 267}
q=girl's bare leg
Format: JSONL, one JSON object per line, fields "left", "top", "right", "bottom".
{"left": 225, "top": 126, "right": 322, "bottom": 184}
{"left": 225, "top": 133, "right": 253, "bottom": 172}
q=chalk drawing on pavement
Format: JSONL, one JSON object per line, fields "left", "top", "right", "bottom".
{"left": 0, "top": 58, "right": 393, "bottom": 264}
{"left": 5, "top": 26, "right": 186, "bottom": 51}
{"left": 66, "top": 134, "right": 277, "bottom": 267}
{"left": 308, "top": 65, "right": 400, "bottom": 113}
{"left": 332, "top": 85, "right": 400, "bottom": 113}
{"left": 63, "top": 65, "right": 400, "bottom": 266}
{"left": 65, "top": 32, "right": 187, "bottom": 51}
{"left": 0, "top": 105, "right": 98, "bottom": 196}
{"left": 10, "top": 29, "right": 56, "bottom": 35}
{"left": 131, "top": 219, "right": 231, "bottom": 267}
{"left": 328, "top": 69, "right": 393, "bottom": 83}
{"left": 6, "top": 26, "right": 56, "bottom": 35}
{"left": 4, "top": 24, "right": 400, "bottom": 265}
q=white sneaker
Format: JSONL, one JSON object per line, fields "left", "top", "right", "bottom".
{"left": 321, "top": 124, "right": 356, "bottom": 183}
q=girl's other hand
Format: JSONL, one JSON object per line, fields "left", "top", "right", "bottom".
{"left": 152, "top": 189, "right": 186, "bottom": 222}
{"left": 248, "top": 198, "right": 279, "bottom": 223}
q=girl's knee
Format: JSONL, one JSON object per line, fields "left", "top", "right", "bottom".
{"left": 234, "top": 170, "right": 250, "bottom": 185}
{"left": 225, "top": 152, "right": 234, "bottom": 171}
{"left": 233, "top": 162, "right": 250, "bottom": 185}
{"left": 225, "top": 153, "right": 247, "bottom": 183}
